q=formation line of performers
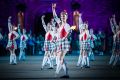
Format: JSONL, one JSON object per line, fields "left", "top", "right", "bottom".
{"left": 6, "top": 16, "right": 28, "bottom": 65}
{"left": 109, "top": 14, "right": 120, "bottom": 67}
{"left": 40, "top": 3, "right": 97, "bottom": 78}
{"left": 5, "top": 3, "right": 120, "bottom": 79}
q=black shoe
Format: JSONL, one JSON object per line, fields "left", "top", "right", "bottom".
{"left": 41, "top": 68, "right": 43, "bottom": 70}
{"left": 12, "top": 63, "right": 17, "bottom": 65}
{"left": 85, "top": 65, "right": 90, "bottom": 68}
{"left": 90, "top": 59, "right": 95, "bottom": 61}
{"left": 48, "top": 67, "right": 53, "bottom": 69}
{"left": 60, "top": 75, "right": 69, "bottom": 78}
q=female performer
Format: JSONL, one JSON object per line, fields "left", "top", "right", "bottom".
{"left": 6, "top": 16, "right": 19, "bottom": 65}
{"left": 52, "top": 3, "right": 71, "bottom": 78}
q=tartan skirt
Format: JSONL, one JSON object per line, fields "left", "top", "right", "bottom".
{"left": 80, "top": 41, "right": 90, "bottom": 50}
{"left": 20, "top": 41, "right": 27, "bottom": 49}
{"left": 43, "top": 40, "right": 52, "bottom": 51}
{"left": 56, "top": 38, "right": 70, "bottom": 52}
{"left": 6, "top": 40, "right": 17, "bottom": 50}
{"left": 50, "top": 42, "right": 57, "bottom": 51}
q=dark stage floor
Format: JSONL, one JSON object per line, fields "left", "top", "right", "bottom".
{"left": 0, "top": 55, "right": 120, "bottom": 80}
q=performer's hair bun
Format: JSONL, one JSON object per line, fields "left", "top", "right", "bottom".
{"left": 60, "top": 10, "right": 68, "bottom": 16}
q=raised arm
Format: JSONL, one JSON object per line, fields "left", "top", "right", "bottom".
{"left": 79, "top": 13, "right": 83, "bottom": 25}
{"left": 8, "top": 16, "right": 12, "bottom": 32}
{"left": 0, "top": 33, "right": 3, "bottom": 40}
{"left": 109, "top": 18, "right": 115, "bottom": 34}
{"left": 17, "top": 24, "right": 22, "bottom": 35}
{"left": 41, "top": 15, "right": 47, "bottom": 32}
{"left": 52, "top": 3, "right": 61, "bottom": 24}
{"left": 13, "top": 31, "right": 19, "bottom": 40}
{"left": 112, "top": 14, "right": 118, "bottom": 27}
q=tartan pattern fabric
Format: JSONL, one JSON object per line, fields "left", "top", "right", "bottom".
{"left": 57, "top": 38, "right": 70, "bottom": 52}
{"left": 43, "top": 40, "right": 51, "bottom": 51}
{"left": 51, "top": 42, "right": 57, "bottom": 51}
{"left": 80, "top": 41, "right": 90, "bottom": 50}
{"left": 6, "top": 40, "right": 17, "bottom": 50}
{"left": 90, "top": 41, "right": 94, "bottom": 48}
{"left": 20, "top": 41, "right": 27, "bottom": 49}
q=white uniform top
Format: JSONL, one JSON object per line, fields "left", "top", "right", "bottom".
{"left": 80, "top": 30, "right": 90, "bottom": 42}
{"left": 45, "top": 31, "right": 52, "bottom": 41}
{"left": 8, "top": 31, "right": 19, "bottom": 41}
{"left": 20, "top": 34, "right": 28, "bottom": 41}
{"left": 58, "top": 23, "right": 70, "bottom": 40}
{"left": 89, "top": 34, "right": 97, "bottom": 48}
{"left": 51, "top": 30, "right": 58, "bottom": 42}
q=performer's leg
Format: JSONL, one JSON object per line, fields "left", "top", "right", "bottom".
{"left": 113, "top": 55, "right": 119, "bottom": 66}
{"left": 55, "top": 52, "right": 59, "bottom": 66}
{"left": 109, "top": 54, "right": 115, "bottom": 65}
{"left": 9, "top": 50, "right": 13, "bottom": 64}
{"left": 48, "top": 52, "right": 53, "bottom": 69}
{"left": 81, "top": 51, "right": 84, "bottom": 67}
{"left": 19, "top": 48, "right": 22, "bottom": 60}
{"left": 55, "top": 52, "right": 61, "bottom": 77}
{"left": 91, "top": 51, "right": 95, "bottom": 61}
{"left": 77, "top": 50, "right": 82, "bottom": 66}
{"left": 62, "top": 59, "right": 68, "bottom": 76}
{"left": 41, "top": 52, "right": 48, "bottom": 69}
{"left": 22, "top": 49, "right": 26, "bottom": 60}
{"left": 86, "top": 51, "right": 90, "bottom": 67}
{"left": 13, "top": 49, "right": 17, "bottom": 64}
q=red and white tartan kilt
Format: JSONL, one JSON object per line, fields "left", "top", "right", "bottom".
{"left": 51, "top": 42, "right": 57, "bottom": 51}
{"left": 20, "top": 41, "right": 27, "bottom": 49}
{"left": 43, "top": 40, "right": 52, "bottom": 51}
{"left": 6, "top": 40, "right": 17, "bottom": 50}
{"left": 80, "top": 41, "right": 90, "bottom": 50}
{"left": 57, "top": 38, "right": 70, "bottom": 52}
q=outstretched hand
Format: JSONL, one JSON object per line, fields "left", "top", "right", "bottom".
{"left": 8, "top": 16, "right": 12, "bottom": 19}
{"left": 112, "top": 14, "right": 115, "bottom": 18}
{"left": 41, "top": 15, "right": 45, "bottom": 19}
{"left": 52, "top": 3, "right": 56, "bottom": 9}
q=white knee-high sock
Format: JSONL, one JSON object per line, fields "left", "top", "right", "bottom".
{"left": 55, "top": 58, "right": 61, "bottom": 74}
{"left": 19, "top": 49, "right": 23, "bottom": 60}
{"left": 42, "top": 56, "right": 48, "bottom": 68}
{"left": 86, "top": 57, "right": 90, "bottom": 66}
{"left": 113, "top": 55, "right": 119, "bottom": 66}
{"left": 62, "top": 61, "right": 68, "bottom": 75}
{"left": 109, "top": 55, "right": 115, "bottom": 65}
{"left": 56, "top": 56, "right": 59, "bottom": 66}
{"left": 23, "top": 50, "right": 25, "bottom": 60}
{"left": 81, "top": 56, "right": 85, "bottom": 67}
{"left": 12, "top": 54, "right": 14, "bottom": 63}
{"left": 89, "top": 51, "right": 91, "bottom": 57}
{"left": 84, "top": 56, "right": 87, "bottom": 66}
{"left": 91, "top": 51, "right": 95, "bottom": 60}
{"left": 77, "top": 54, "right": 82, "bottom": 66}
{"left": 13, "top": 54, "right": 17, "bottom": 63}
{"left": 49, "top": 57, "right": 53, "bottom": 68}
{"left": 10, "top": 54, "right": 13, "bottom": 64}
